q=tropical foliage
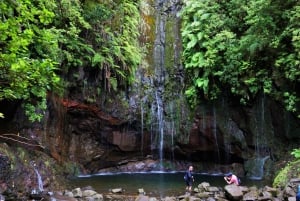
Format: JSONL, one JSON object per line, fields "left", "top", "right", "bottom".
{"left": 291, "top": 148, "right": 300, "bottom": 159}
{"left": 82, "top": 0, "right": 142, "bottom": 91}
{"left": 0, "top": 0, "right": 61, "bottom": 121}
{"left": 0, "top": 0, "right": 142, "bottom": 121}
{"left": 180, "top": 0, "right": 300, "bottom": 117}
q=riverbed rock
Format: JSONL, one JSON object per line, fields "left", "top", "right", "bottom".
{"left": 263, "top": 185, "right": 278, "bottom": 197}
{"left": 138, "top": 188, "right": 145, "bottom": 195}
{"left": 207, "top": 186, "right": 220, "bottom": 192}
{"left": 164, "top": 196, "right": 177, "bottom": 201}
{"left": 82, "top": 189, "right": 97, "bottom": 197}
{"left": 243, "top": 189, "right": 259, "bottom": 200}
{"left": 64, "top": 190, "right": 74, "bottom": 197}
{"left": 111, "top": 188, "right": 123, "bottom": 193}
{"left": 198, "top": 182, "right": 210, "bottom": 191}
{"left": 224, "top": 185, "right": 243, "bottom": 201}
{"left": 72, "top": 187, "right": 83, "bottom": 198}
{"left": 52, "top": 192, "right": 78, "bottom": 201}
{"left": 135, "top": 195, "right": 149, "bottom": 201}
{"left": 91, "top": 193, "right": 104, "bottom": 201}
{"left": 195, "top": 192, "right": 210, "bottom": 198}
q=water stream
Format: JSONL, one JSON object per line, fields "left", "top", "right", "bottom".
{"left": 31, "top": 161, "right": 44, "bottom": 193}
{"left": 33, "top": 167, "right": 44, "bottom": 192}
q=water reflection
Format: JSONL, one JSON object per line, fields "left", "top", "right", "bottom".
{"left": 69, "top": 172, "right": 267, "bottom": 197}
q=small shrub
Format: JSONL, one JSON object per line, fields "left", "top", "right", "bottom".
{"left": 291, "top": 149, "right": 300, "bottom": 159}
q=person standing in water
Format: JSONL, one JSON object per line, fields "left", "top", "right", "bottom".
{"left": 184, "top": 165, "right": 194, "bottom": 193}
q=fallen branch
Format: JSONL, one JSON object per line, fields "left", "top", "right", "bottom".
{"left": 0, "top": 133, "right": 45, "bottom": 150}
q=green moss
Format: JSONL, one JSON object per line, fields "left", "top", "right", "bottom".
{"left": 273, "top": 163, "right": 290, "bottom": 188}
{"left": 273, "top": 160, "right": 300, "bottom": 188}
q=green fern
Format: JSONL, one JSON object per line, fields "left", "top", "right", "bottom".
{"left": 291, "top": 149, "right": 300, "bottom": 159}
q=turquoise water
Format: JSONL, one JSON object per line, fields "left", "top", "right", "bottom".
{"left": 69, "top": 172, "right": 267, "bottom": 197}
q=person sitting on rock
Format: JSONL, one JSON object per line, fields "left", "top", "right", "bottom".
{"left": 224, "top": 172, "right": 239, "bottom": 185}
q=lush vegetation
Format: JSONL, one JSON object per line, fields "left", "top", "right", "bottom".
{"left": 0, "top": 0, "right": 61, "bottom": 121}
{"left": 273, "top": 149, "right": 300, "bottom": 188}
{"left": 180, "top": 0, "right": 300, "bottom": 117}
{"left": 0, "top": 0, "right": 142, "bottom": 121}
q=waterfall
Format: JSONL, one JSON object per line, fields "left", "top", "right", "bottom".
{"left": 212, "top": 106, "right": 220, "bottom": 162}
{"left": 255, "top": 94, "right": 266, "bottom": 157}
{"left": 245, "top": 93, "right": 270, "bottom": 179}
{"left": 155, "top": 91, "right": 164, "bottom": 167}
{"left": 151, "top": 0, "right": 167, "bottom": 169}
{"left": 140, "top": 100, "right": 144, "bottom": 155}
{"left": 137, "top": 0, "right": 184, "bottom": 169}
{"left": 170, "top": 103, "right": 175, "bottom": 162}
{"left": 31, "top": 162, "right": 44, "bottom": 193}
{"left": 33, "top": 167, "right": 44, "bottom": 192}
{"left": 247, "top": 156, "right": 270, "bottom": 180}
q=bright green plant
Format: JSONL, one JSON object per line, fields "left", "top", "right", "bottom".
{"left": 273, "top": 162, "right": 290, "bottom": 187}
{"left": 180, "top": 0, "right": 300, "bottom": 116}
{"left": 291, "top": 148, "right": 300, "bottom": 159}
{"left": 1, "top": 0, "right": 143, "bottom": 121}
{"left": 0, "top": 0, "right": 61, "bottom": 121}
{"left": 82, "top": 0, "right": 142, "bottom": 91}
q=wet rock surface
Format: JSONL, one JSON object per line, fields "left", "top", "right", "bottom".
{"left": 64, "top": 179, "right": 300, "bottom": 201}
{"left": 0, "top": 179, "right": 299, "bottom": 201}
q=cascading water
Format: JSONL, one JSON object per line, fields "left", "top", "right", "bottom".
{"left": 156, "top": 90, "right": 164, "bottom": 167}
{"left": 136, "top": 0, "right": 187, "bottom": 170}
{"left": 169, "top": 102, "right": 176, "bottom": 162}
{"left": 151, "top": 0, "right": 167, "bottom": 169}
{"left": 31, "top": 161, "right": 44, "bottom": 193}
{"left": 140, "top": 100, "right": 144, "bottom": 155}
{"left": 246, "top": 94, "right": 271, "bottom": 179}
{"left": 212, "top": 106, "right": 220, "bottom": 162}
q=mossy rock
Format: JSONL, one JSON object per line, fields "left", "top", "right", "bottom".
{"left": 273, "top": 160, "right": 300, "bottom": 188}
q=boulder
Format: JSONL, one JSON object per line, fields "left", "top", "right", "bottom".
{"left": 263, "top": 186, "right": 278, "bottom": 197}
{"left": 92, "top": 193, "right": 104, "bottom": 201}
{"left": 138, "top": 188, "right": 145, "bottom": 195}
{"left": 243, "top": 190, "right": 259, "bottom": 201}
{"left": 135, "top": 195, "right": 149, "bottom": 201}
{"left": 82, "top": 189, "right": 97, "bottom": 197}
{"left": 196, "top": 192, "right": 210, "bottom": 198}
{"left": 224, "top": 185, "right": 243, "bottom": 201}
{"left": 52, "top": 192, "right": 78, "bottom": 201}
{"left": 111, "top": 188, "right": 123, "bottom": 193}
{"left": 72, "top": 188, "right": 82, "bottom": 198}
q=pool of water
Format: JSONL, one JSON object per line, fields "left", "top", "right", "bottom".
{"left": 69, "top": 172, "right": 267, "bottom": 197}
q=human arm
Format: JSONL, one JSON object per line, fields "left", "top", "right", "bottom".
{"left": 224, "top": 176, "right": 231, "bottom": 184}
{"left": 187, "top": 171, "right": 194, "bottom": 181}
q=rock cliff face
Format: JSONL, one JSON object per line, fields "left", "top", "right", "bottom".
{"left": 33, "top": 92, "right": 297, "bottom": 179}
{"left": 0, "top": 0, "right": 300, "bottom": 182}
